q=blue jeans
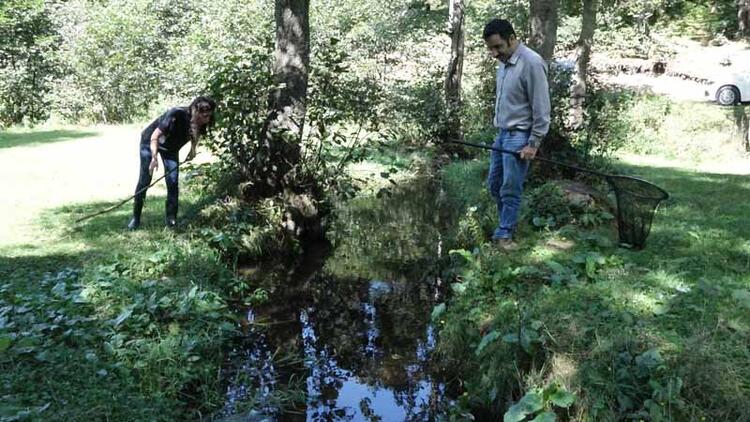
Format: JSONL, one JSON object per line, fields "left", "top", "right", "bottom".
{"left": 487, "top": 129, "right": 531, "bottom": 240}
{"left": 133, "top": 144, "right": 179, "bottom": 222}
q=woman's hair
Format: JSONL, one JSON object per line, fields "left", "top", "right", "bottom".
{"left": 189, "top": 96, "right": 217, "bottom": 135}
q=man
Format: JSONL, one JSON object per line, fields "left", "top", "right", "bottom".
{"left": 483, "top": 19, "right": 551, "bottom": 249}
{"left": 127, "top": 96, "right": 216, "bottom": 230}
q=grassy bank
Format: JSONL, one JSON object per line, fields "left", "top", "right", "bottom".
{"left": 0, "top": 125, "right": 248, "bottom": 420}
{"left": 434, "top": 149, "right": 749, "bottom": 420}
{"left": 0, "top": 187, "right": 244, "bottom": 420}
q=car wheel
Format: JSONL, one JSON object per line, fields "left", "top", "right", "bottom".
{"left": 716, "top": 85, "right": 740, "bottom": 106}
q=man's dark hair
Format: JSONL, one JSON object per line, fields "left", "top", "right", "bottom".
{"left": 483, "top": 19, "right": 515, "bottom": 41}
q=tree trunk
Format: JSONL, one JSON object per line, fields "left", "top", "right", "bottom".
{"left": 443, "top": 0, "right": 465, "bottom": 150}
{"left": 256, "top": 0, "right": 310, "bottom": 197}
{"left": 528, "top": 0, "right": 560, "bottom": 61}
{"left": 568, "top": 0, "right": 597, "bottom": 130}
{"left": 732, "top": 105, "right": 750, "bottom": 152}
{"left": 739, "top": 0, "right": 750, "bottom": 38}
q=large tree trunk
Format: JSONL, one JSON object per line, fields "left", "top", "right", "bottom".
{"left": 443, "top": 0, "right": 465, "bottom": 151}
{"left": 256, "top": 0, "right": 310, "bottom": 197}
{"left": 568, "top": 0, "right": 597, "bottom": 130}
{"left": 528, "top": 0, "right": 560, "bottom": 61}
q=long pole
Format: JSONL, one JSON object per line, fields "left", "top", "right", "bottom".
{"left": 75, "top": 158, "right": 190, "bottom": 224}
{"left": 448, "top": 139, "right": 611, "bottom": 178}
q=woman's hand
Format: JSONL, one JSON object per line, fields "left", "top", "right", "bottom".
{"left": 149, "top": 157, "right": 159, "bottom": 174}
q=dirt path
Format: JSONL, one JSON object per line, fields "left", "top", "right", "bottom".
{"left": 593, "top": 36, "right": 750, "bottom": 102}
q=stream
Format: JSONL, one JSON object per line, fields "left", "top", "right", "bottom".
{"left": 217, "top": 177, "right": 461, "bottom": 421}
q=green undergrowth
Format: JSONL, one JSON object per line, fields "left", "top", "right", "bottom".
{"left": 434, "top": 159, "right": 750, "bottom": 421}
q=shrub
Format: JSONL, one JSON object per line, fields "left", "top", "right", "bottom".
{"left": 525, "top": 182, "right": 573, "bottom": 229}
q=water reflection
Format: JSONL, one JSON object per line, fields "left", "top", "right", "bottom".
{"left": 325, "top": 177, "right": 457, "bottom": 282}
{"left": 299, "top": 279, "right": 447, "bottom": 421}
{"left": 220, "top": 309, "right": 280, "bottom": 421}
{"left": 220, "top": 178, "right": 456, "bottom": 421}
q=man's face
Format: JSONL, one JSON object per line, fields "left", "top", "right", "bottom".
{"left": 485, "top": 34, "right": 513, "bottom": 63}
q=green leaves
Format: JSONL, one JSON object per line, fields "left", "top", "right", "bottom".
{"left": 732, "top": 289, "right": 750, "bottom": 309}
{"left": 475, "top": 330, "right": 501, "bottom": 356}
{"left": 0, "top": 335, "right": 12, "bottom": 353}
{"left": 548, "top": 389, "right": 575, "bottom": 408}
{"left": 430, "top": 303, "right": 446, "bottom": 322}
{"left": 635, "top": 349, "right": 664, "bottom": 377}
{"left": 112, "top": 307, "right": 134, "bottom": 328}
{"left": 504, "top": 391, "right": 544, "bottom": 422}
{"left": 504, "top": 384, "right": 576, "bottom": 422}
{"left": 531, "top": 412, "right": 556, "bottom": 422}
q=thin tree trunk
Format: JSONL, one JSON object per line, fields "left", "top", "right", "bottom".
{"left": 739, "top": 0, "right": 750, "bottom": 38}
{"left": 444, "top": 0, "right": 465, "bottom": 147}
{"left": 257, "top": 0, "right": 310, "bottom": 196}
{"left": 529, "top": 0, "right": 560, "bottom": 61}
{"left": 568, "top": 0, "right": 597, "bottom": 130}
{"left": 732, "top": 105, "right": 750, "bottom": 151}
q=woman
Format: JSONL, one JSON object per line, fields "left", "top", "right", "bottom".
{"left": 127, "top": 96, "right": 216, "bottom": 230}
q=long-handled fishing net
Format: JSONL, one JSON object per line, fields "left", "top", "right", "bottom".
{"left": 75, "top": 157, "right": 191, "bottom": 224}
{"left": 450, "top": 140, "right": 670, "bottom": 249}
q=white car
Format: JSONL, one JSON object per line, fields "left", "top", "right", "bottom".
{"left": 705, "top": 71, "right": 750, "bottom": 105}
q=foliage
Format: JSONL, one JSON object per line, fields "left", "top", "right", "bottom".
{"left": 203, "top": 45, "right": 275, "bottom": 181}
{"left": 50, "top": 0, "right": 273, "bottom": 123}
{"left": 0, "top": 0, "right": 59, "bottom": 126}
{"left": 0, "top": 245, "right": 238, "bottom": 420}
{"left": 504, "top": 383, "right": 576, "bottom": 422}
{"left": 51, "top": 0, "right": 168, "bottom": 123}
{"left": 299, "top": 36, "right": 384, "bottom": 199}
{"left": 526, "top": 182, "right": 574, "bottom": 229}
{"left": 384, "top": 71, "right": 448, "bottom": 146}
{"left": 570, "top": 83, "right": 641, "bottom": 158}
{"left": 433, "top": 158, "right": 750, "bottom": 421}
{"left": 196, "top": 196, "right": 289, "bottom": 262}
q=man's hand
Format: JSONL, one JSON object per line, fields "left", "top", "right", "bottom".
{"left": 519, "top": 145, "right": 538, "bottom": 160}
{"left": 186, "top": 148, "right": 197, "bottom": 161}
{"left": 149, "top": 157, "right": 159, "bottom": 174}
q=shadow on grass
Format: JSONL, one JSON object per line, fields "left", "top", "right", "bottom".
{"left": 54, "top": 194, "right": 206, "bottom": 246}
{"left": 0, "top": 129, "right": 100, "bottom": 149}
{"left": 0, "top": 194, "right": 206, "bottom": 290}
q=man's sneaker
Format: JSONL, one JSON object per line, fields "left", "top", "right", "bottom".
{"left": 495, "top": 238, "right": 519, "bottom": 251}
{"left": 127, "top": 218, "right": 140, "bottom": 231}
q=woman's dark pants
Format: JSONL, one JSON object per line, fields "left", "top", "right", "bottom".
{"left": 132, "top": 145, "right": 179, "bottom": 225}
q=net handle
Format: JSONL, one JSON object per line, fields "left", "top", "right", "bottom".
{"left": 448, "top": 139, "right": 609, "bottom": 177}
{"left": 448, "top": 139, "right": 670, "bottom": 200}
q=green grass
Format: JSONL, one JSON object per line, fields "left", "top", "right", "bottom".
{"left": 620, "top": 95, "right": 750, "bottom": 165}
{"left": 434, "top": 157, "right": 750, "bottom": 420}
{"left": 3, "top": 92, "right": 749, "bottom": 420}
{"left": 0, "top": 187, "right": 244, "bottom": 421}
{"left": 0, "top": 128, "right": 100, "bottom": 149}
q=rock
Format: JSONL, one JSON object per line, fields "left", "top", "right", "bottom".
{"left": 711, "top": 34, "right": 729, "bottom": 47}
{"left": 554, "top": 180, "right": 601, "bottom": 208}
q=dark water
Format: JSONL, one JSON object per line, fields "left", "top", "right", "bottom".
{"left": 218, "top": 178, "right": 459, "bottom": 421}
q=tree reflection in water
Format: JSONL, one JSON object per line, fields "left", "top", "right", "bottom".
{"left": 221, "top": 178, "right": 458, "bottom": 421}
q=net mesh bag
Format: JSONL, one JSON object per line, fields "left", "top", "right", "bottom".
{"left": 606, "top": 175, "right": 669, "bottom": 249}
